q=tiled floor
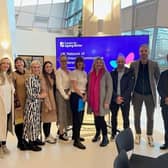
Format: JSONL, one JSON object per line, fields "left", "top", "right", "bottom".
{"left": 1, "top": 104, "right": 168, "bottom": 168}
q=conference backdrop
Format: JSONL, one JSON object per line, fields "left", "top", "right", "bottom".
{"left": 56, "top": 35, "right": 149, "bottom": 72}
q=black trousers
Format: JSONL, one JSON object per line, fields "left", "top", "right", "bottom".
{"left": 161, "top": 106, "right": 168, "bottom": 144}
{"left": 43, "top": 123, "right": 51, "bottom": 138}
{"left": 94, "top": 116, "right": 107, "bottom": 136}
{"left": 15, "top": 123, "right": 24, "bottom": 143}
{"left": 70, "top": 93, "right": 84, "bottom": 142}
{"left": 110, "top": 102, "right": 130, "bottom": 136}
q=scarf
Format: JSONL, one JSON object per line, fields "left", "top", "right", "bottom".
{"left": 88, "top": 68, "right": 105, "bottom": 116}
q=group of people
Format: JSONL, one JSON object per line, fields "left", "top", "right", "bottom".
{"left": 110, "top": 44, "right": 168, "bottom": 151}
{"left": 0, "top": 43, "right": 168, "bottom": 158}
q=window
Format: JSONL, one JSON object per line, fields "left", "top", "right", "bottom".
{"left": 155, "top": 28, "right": 168, "bottom": 68}
{"left": 136, "top": 0, "right": 147, "bottom": 3}
{"left": 135, "top": 28, "right": 154, "bottom": 53}
{"left": 14, "top": 0, "right": 70, "bottom": 7}
{"left": 121, "top": 0, "right": 132, "bottom": 8}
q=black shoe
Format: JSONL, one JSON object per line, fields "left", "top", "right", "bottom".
{"left": 160, "top": 144, "right": 168, "bottom": 150}
{"left": 19, "top": 139, "right": 30, "bottom": 151}
{"left": 29, "top": 141, "right": 42, "bottom": 152}
{"left": 100, "top": 136, "right": 109, "bottom": 147}
{"left": 35, "top": 139, "right": 45, "bottom": 146}
{"left": 92, "top": 134, "right": 101, "bottom": 142}
{"left": 73, "top": 141, "right": 86, "bottom": 150}
{"left": 79, "top": 137, "right": 85, "bottom": 142}
{"left": 59, "top": 134, "right": 69, "bottom": 141}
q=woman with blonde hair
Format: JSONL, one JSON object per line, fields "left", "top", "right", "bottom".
{"left": 88, "top": 57, "right": 112, "bottom": 147}
{"left": 22, "top": 60, "right": 46, "bottom": 151}
{"left": 0, "top": 57, "right": 15, "bottom": 158}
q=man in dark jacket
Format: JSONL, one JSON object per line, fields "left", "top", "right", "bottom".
{"left": 110, "top": 56, "right": 135, "bottom": 139}
{"left": 157, "top": 54, "right": 168, "bottom": 150}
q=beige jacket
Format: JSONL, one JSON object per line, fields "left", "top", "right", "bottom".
{"left": 0, "top": 76, "right": 15, "bottom": 141}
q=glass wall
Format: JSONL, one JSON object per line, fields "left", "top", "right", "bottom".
{"left": 14, "top": 0, "right": 70, "bottom": 6}
{"left": 65, "top": 0, "right": 83, "bottom": 27}
{"left": 135, "top": 28, "right": 154, "bottom": 53}
{"left": 155, "top": 28, "right": 168, "bottom": 68}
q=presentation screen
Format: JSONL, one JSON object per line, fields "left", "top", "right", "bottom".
{"left": 56, "top": 35, "right": 149, "bottom": 72}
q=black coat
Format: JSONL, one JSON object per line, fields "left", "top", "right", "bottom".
{"left": 157, "top": 70, "right": 168, "bottom": 107}
{"left": 110, "top": 67, "right": 135, "bottom": 104}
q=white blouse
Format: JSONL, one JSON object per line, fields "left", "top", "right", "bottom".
{"left": 70, "top": 69, "right": 87, "bottom": 93}
{"left": 56, "top": 68, "right": 71, "bottom": 99}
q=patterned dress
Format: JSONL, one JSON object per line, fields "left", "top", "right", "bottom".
{"left": 23, "top": 75, "right": 41, "bottom": 141}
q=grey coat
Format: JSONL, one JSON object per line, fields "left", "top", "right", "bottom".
{"left": 87, "top": 71, "right": 113, "bottom": 116}
{"left": 130, "top": 60, "right": 160, "bottom": 106}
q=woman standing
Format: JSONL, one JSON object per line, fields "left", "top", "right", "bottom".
{"left": 88, "top": 57, "right": 112, "bottom": 147}
{"left": 70, "top": 57, "right": 87, "bottom": 150}
{"left": 0, "top": 57, "right": 15, "bottom": 158}
{"left": 41, "top": 61, "right": 57, "bottom": 144}
{"left": 13, "top": 57, "right": 29, "bottom": 150}
{"left": 56, "top": 54, "right": 72, "bottom": 140}
{"left": 23, "top": 60, "right": 46, "bottom": 151}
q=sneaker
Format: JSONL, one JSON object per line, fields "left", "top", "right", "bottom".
{"left": 0, "top": 147, "right": 4, "bottom": 158}
{"left": 2, "top": 145, "right": 10, "bottom": 154}
{"left": 45, "top": 136, "right": 57, "bottom": 144}
{"left": 147, "top": 135, "right": 154, "bottom": 147}
{"left": 135, "top": 134, "right": 141, "bottom": 144}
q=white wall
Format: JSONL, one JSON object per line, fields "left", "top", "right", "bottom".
{"left": 121, "top": 0, "right": 168, "bottom": 32}
{"left": 15, "top": 29, "right": 67, "bottom": 56}
{"left": 157, "top": 0, "right": 168, "bottom": 27}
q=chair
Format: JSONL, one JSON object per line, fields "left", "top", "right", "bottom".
{"left": 113, "top": 150, "right": 129, "bottom": 168}
{"left": 115, "top": 128, "right": 158, "bottom": 168}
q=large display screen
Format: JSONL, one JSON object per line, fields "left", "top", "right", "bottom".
{"left": 56, "top": 35, "right": 149, "bottom": 72}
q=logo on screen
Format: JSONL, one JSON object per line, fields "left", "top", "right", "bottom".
{"left": 110, "top": 52, "right": 135, "bottom": 68}
{"left": 60, "top": 42, "right": 65, "bottom": 47}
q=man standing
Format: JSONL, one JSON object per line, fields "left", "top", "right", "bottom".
{"left": 110, "top": 56, "right": 135, "bottom": 139}
{"left": 131, "top": 44, "right": 160, "bottom": 147}
{"left": 157, "top": 54, "right": 168, "bottom": 150}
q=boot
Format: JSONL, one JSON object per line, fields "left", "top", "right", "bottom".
{"left": 29, "top": 141, "right": 42, "bottom": 152}
{"left": 19, "top": 139, "right": 30, "bottom": 151}
{"left": 100, "top": 135, "right": 109, "bottom": 147}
